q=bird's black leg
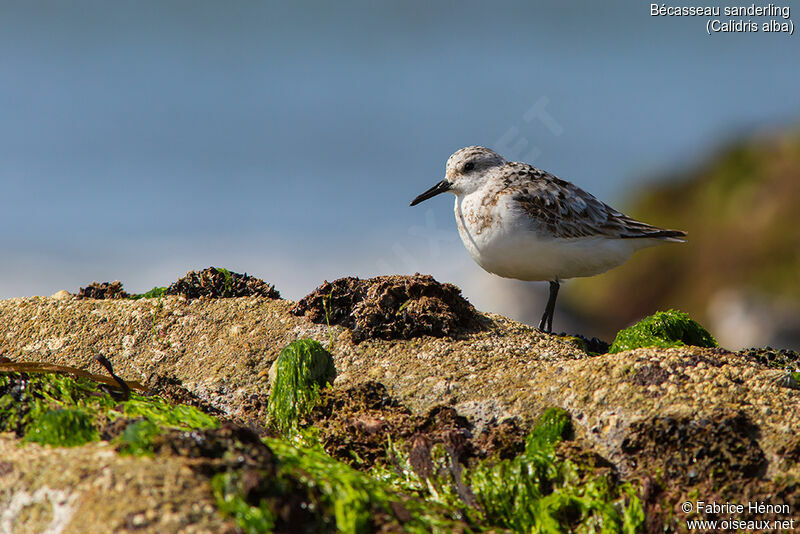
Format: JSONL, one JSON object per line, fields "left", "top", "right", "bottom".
{"left": 538, "top": 280, "right": 560, "bottom": 333}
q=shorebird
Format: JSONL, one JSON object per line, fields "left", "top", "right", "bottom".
{"left": 410, "top": 146, "right": 686, "bottom": 333}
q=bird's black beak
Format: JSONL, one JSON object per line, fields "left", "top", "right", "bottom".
{"left": 410, "top": 179, "right": 452, "bottom": 206}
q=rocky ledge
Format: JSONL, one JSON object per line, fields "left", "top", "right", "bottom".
{"left": 1, "top": 270, "right": 798, "bottom": 532}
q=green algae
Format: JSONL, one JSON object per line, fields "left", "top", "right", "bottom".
{"left": 529, "top": 406, "right": 573, "bottom": 445}
{"left": 215, "top": 407, "right": 643, "bottom": 533}
{"left": 25, "top": 408, "right": 98, "bottom": 447}
{"left": 128, "top": 286, "right": 167, "bottom": 300}
{"left": 0, "top": 372, "right": 113, "bottom": 441}
{"left": 122, "top": 396, "right": 217, "bottom": 431}
{"left": 267, "top": 339, "right": 336, "bottom": 435}
{"left": 479, "top": 408, "right": 643, "bottom": 532}
{"left": 610, "top": 310, "right": 718, "bottom": 353}
{"left": 369, "top": 435, "right": 478, "bottom": 529}
{"left": 467, "top": 435, "right": 643, "bottom": 532}
{"left": 0, "top": 371, "right": 217, "bottom": 449}
{"left": 373, "top": 407, "right": 643, "bottom": 533}
{"left": 212, "top": 471, "right": 278, "bottom": 534}
{"left": 3, "top": 369, "right": 645, "bottom": 531}
{"left": 117, "top": 419, "right": 163, "bottom": 456}
{"left": 214, "top": 435, "right": 469, "bottom": 534}
{"left": 268, "top": 437, "right": 467, "bottom": 533}
{"left": 3, "top": 353, "right": 648, "bottom": 531}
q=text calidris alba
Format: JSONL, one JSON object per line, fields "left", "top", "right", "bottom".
{"left": 410, "top": 146, "right": 686, "bottom": 333}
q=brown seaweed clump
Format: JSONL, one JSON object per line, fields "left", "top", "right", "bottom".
{"left": 77, "top": 281, "right": 130, "bottom": 300}
{"left": 308, "top": 381, "right": 527, "bottom": 470}
{"left": 166, "top": 267, "right": 280, "bottom": 300}
{"left": 291, "top": 274, "right": 483, "bottom": 342}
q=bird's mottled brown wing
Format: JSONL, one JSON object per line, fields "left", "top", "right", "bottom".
{"left": 503, "top": 163, "right": 686, "bottom": 240}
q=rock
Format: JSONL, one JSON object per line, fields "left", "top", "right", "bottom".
{"left": 50, "top": 290, "right": 71, "bottom": 300}
{"left": 1, "top": 292, "right": 799, "bottom": 531}
{"left": 571, "top": 130, "right": 800, "bottom": 349}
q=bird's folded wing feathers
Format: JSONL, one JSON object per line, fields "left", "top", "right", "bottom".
{"left": 506, "top": 164, "right": 687, "bottom": 241}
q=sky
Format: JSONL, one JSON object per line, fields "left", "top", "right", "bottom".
{"left": 1, "top": 1, "right": 799, "bottom": 325}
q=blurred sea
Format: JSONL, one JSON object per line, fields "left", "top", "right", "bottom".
{"left": 1, "top": 1, "right": 798, "bottom": 345}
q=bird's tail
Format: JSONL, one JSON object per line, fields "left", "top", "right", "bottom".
{"left": 621, "top": 229, "right": 687, "bottom": 242}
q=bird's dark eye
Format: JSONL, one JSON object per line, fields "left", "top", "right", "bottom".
{"left": 463, "top": 162, "right": 475, "bottom": 172}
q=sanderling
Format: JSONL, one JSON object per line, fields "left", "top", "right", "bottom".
{"left": 410, "top": 146, "right": 686, "bottom": 333}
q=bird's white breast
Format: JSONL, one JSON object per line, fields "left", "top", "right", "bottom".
{"left": 453, "top": 190, "right": 641, "bottom": 281}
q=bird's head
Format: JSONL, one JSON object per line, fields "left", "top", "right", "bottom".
{"left": 410, "top": 146, "right": 506, "bottom": 206}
